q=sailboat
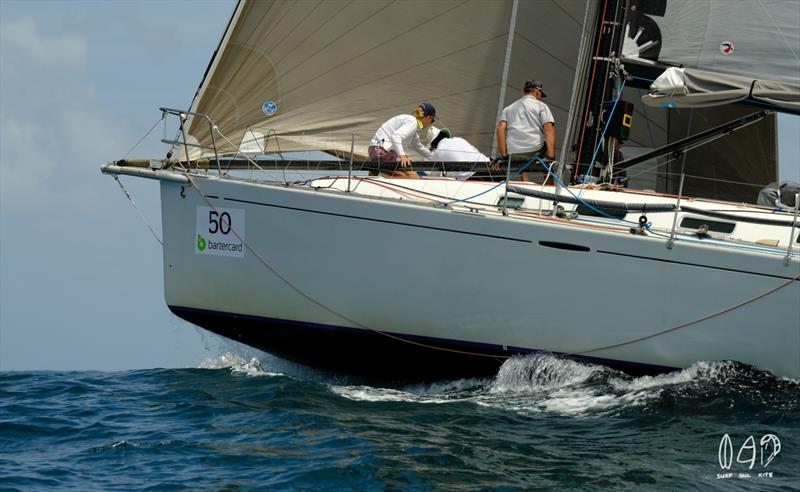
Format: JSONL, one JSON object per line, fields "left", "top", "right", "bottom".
{"left": 102, "top": 0, "right": 800, "bottom": 380}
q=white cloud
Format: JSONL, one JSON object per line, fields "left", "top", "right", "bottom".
{"left": 0, "top": 15, "right": 126, "bottom": 213}
{"left": 1, "top": 17, "right": 87, "bottom": 67}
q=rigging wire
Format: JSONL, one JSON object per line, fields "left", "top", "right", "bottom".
{"left": 111, "top": 175, "right": 163, "bottom": 246}
{"left": 579, "top": 79, "right": 627, "bottom": 190}
{"left": 122, "top": 115, "right": 165, "bottom": 159}
{"left": 567, "top": 273, "right": 799, "bottom": 356}
{"left": 214, "top": 127, "right": 283, "bottom": 182}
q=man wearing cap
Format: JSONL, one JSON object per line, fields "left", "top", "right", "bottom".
{"left": 369, "top": 103, "right": 437, "bottom": 178}
{"left": 492, "top": 80, "right": 556, "bottom": 181}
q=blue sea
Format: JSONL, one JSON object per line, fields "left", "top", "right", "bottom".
{"left": 2, "top": 352, "right": 798, "bottom": 490}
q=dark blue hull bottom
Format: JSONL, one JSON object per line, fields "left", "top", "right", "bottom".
{"left": 169, "top": 305, "right": 677, "bottom": 380}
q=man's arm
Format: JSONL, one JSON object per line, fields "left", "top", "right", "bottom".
{"left": 392, "top": 120, "right": 420, "bottom": 166}
{"left": 412, "top": 135, "right": 433, "bottom": 161}
{"left": 496, "top": 120, "right": 508, "bottom": 157}
{"left": 543, "top": 122, "right": 556, "bottom": 158}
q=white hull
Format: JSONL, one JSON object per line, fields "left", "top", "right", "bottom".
{"left": 160, "top": 174, "right": 800, "bottom": 379}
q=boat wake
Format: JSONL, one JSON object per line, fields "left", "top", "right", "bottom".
{"left": 328, "top": 354, "right": 800, "bottom": 417}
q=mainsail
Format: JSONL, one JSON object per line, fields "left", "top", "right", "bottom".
{"left": 596, "top": 0, "right": 799, "bottom": 201}
{"left": 182, "top": 0, "right": 589, "bottom": 160}
{"left": 624, "top": 0, "right": 800, "bottom": 110}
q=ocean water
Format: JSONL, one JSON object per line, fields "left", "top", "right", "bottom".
{"left": 1, "top": 353, "right": 798, "bottom": 491}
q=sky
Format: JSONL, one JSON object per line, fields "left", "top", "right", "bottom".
{"left": 1, "top": 0, "right": 237, "bottom": 371}
{"left": 1, "top": 0, "right": 798, "bottom": 372}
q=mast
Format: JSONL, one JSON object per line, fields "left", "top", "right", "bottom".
{"left": 571, "top": 0, "right": 627, "bottom": 183}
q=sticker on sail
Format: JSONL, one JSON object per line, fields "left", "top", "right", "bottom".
{"left": 262, "top": 100, "right": 278, "bottom": 116}
{"left": 720, "top": 41, "right": 734, "bottom": 56}
{"left": 195, "top": 206, "right": 245, "bottom": 258}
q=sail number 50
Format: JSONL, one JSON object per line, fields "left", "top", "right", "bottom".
{"left": 209, "top": 211, "right": 232, "bottom": 235}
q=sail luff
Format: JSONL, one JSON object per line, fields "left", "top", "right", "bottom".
{"left": 187, "top": 0, "right": 247, "bottom": 124}
{"left": 490, "top": 0, "right": 519, "bottom": 158}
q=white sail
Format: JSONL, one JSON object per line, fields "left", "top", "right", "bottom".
{"left": 183, "top": 0, "right": 589, "bottom": 160}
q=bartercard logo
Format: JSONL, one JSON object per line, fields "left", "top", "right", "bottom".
{"left": 195, "top": 207, "right": 245, "bottom": 258}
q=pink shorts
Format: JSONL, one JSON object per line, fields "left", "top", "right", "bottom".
{"left": 368, "top": 146, "right": 399, "bottom": 162}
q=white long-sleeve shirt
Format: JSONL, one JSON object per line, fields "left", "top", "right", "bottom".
{"left": 370, "top": 115, "right": 432, "bottom": 160}
{"left": 431, "top": 137, "right": 489, "bottom": 162}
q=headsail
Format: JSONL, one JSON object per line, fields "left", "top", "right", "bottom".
{"left": 181, "top": 0, "right": 589, "bottom": 160}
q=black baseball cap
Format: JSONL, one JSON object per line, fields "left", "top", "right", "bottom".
{"left": 524, "top": 80, "right": 547, "bottom": 97}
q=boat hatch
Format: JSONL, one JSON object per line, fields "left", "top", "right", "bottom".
{"left": 496, "top": 196, "right": 525, "bottom": 210}
{"left": 679, "top": 216, "right": 736, "bottom": 234}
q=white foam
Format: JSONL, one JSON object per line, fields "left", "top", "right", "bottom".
{"left": 490, "top": 354, "right": 607, "bottom": 393}
{"left": 609, "top": 360, "right": 737, "bottom": 392}
{"left": 198, "top": 352, "right": 283, "bottom": 377}
{"left": 330, "top": 384, "right": 469, "bottom": 404}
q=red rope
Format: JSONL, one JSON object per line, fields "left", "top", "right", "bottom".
{"left": 573, "top": 0, "right": 610, "bottom": 181}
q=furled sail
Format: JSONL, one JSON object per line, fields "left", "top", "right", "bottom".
{"left": 622, "top": 0, "right": 800, "bottom": 110}
{"left": 182, "top": 0, "right": 589, "bottom": 160}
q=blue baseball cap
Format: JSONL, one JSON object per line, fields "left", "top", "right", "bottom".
{"left": 418, "top": 102, "right": 436, "bottom": 118}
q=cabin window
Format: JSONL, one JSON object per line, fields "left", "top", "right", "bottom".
{"left": 680, "top": 217, "right": 736, "bottom": 234}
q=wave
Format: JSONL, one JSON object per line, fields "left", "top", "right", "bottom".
{"left": 198, "top": 352, "right": 282, "bottom": 377}
{"left": 328, "top": 354, "right": 800, "bottom": 417}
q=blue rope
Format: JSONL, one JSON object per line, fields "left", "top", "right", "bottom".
{"left": 630, "top": 75, "right": 655, "bottom": 83}
{"left": 536, "top": 157, "right": 644, "bottom": 226}
{"left": 580, "top": 79, "right": 627, "bottom": 192}
{"left": 443, "top": 158, "right": 536, "bottom": 205}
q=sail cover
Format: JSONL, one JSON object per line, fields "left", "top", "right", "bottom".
{"left": 183, "top": 0, "right": 589, "bottom": 160}
{"left": 621, "top": 0, "right": 800, "bottom": 111}
{"left": 644, "top": 67, "right": 800, "bottom": 110}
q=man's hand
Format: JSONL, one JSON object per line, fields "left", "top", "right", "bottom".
{"left": 489, "top": 155, "right": 508, "bottom": 172}
{"left": 398, "top": 155, "right": 413, "bottom": 167}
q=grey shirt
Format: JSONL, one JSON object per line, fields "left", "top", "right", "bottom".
{"left": 500, "top": 95, "right": 554, "bottom": 154}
